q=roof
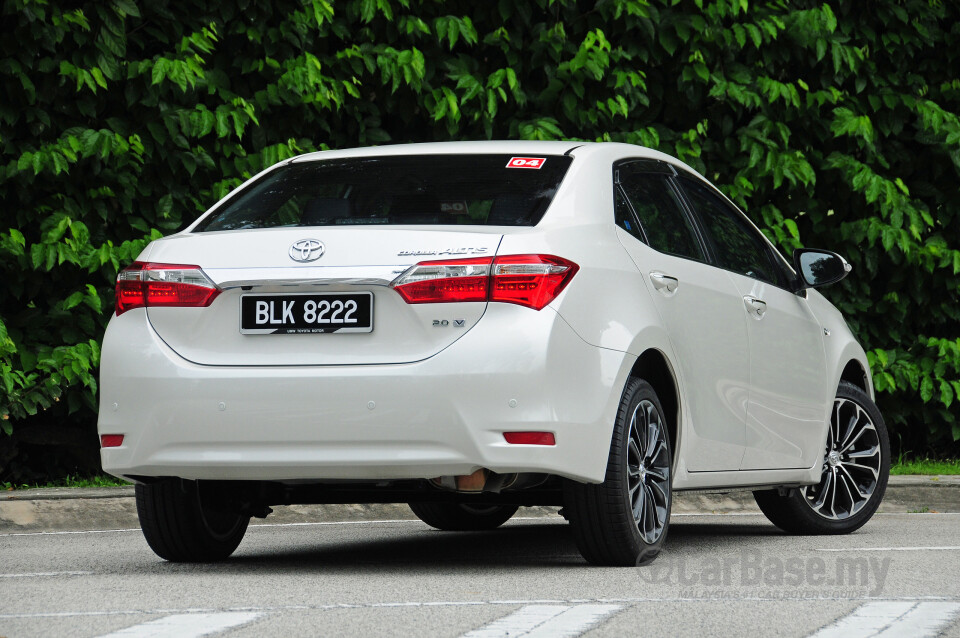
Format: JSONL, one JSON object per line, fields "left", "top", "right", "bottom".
{"left": 290, "top": 141, "right": 693, "bottom": 176}
{"left": 291, "top": 140, "right": 585, "bottom": 162}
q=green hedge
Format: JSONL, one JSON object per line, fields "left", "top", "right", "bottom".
{"left": 1, "top": 0, "right": 958, "bottom": 481}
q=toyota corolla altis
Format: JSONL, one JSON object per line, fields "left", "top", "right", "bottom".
{"left": 98, "top": 141, "right": 889, "bottom": 565}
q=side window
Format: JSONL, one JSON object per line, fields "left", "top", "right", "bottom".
{"left": 618, "top": 171, "right": 705, "bottom": 261}
{"left": 679, "top": 177, "right": 781, "bottom": 286}
{"left": 614, "top": 188, "right": 645, "bottom": 242}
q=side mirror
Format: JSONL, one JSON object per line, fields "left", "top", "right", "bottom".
{"left": 793, "top": 248, "right": 851, "bottom": 290}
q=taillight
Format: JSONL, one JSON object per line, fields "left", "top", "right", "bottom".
{"left": 115, "top": 262, "right": 221, "bottom": 316}
{"left": 491, "top": 255, "right": 580, "bottom": 310}
{"left": 392, "top": 254, "right": 578, "bottom": 310}
{"left": 392, "top": 257, "right": 491, "bottom": 304}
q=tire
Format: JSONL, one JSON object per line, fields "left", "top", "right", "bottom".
{"left": 135, "top": 479, "right": 250, "bottom": 562}
{"left": 563, "top": 377, "right": 672, "bottom": 566}
{"left": 407, "top": 502, "right": 519, "bottom": 531}
{"left": 754, "top": 381, "right": 890, "bottom": 535}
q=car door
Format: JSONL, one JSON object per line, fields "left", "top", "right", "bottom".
{"left": 614, "top": 160, "right": 749, "bottom": 471}
{"left": 677, "top": 175, "right": 829, "bottom": 470}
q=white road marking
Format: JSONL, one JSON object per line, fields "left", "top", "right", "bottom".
{"left": 462, "top": 604, "right": 622, "bottom": 638}
{"left": 252, "top": 518, "right": 422, "bottom": 528}
{"left": 816, "top": 546, "right": 960, "bottom": 552}
{"left": 96, "top": 612, "right": 262, "bottom": 638}
{"left": 669, "top": 512, "right": 960, "bottom": 516}
{"left": 670, "top": 512, "right": 768, "bottom": 516}
{"left": 0, "top": 528, "right": 141, "bottom": 537}
{"left": 1, "top": 510, "right": 958, "bottom": 537}
{"left": 0, "top": 597, "right": 957, "bottom": 621}
{"left": 0, "top": 570, "right": 92, "bottom": 578}
{"left": 808, "top": 601, "right": 960, "bottom": 638}
{"left": 462, "top": 605, "right": 567, "bottom": 637}
{"left": 0, "top": 520, "right": 419, "bottom": 537}
{"left": 0, "top": 517, "right": 557, "bottom": 538}
{"left": 887, "top": 602, "right": 960, "bottom": 637}
{"left": 524, "top": 605, "right": 623, "bottom": 637}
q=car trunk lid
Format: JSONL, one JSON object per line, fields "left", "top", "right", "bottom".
{"left": 144, "top": 228, "right": 502, "bottom": 366}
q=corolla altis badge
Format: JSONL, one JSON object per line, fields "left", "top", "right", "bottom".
{"left": 397, "top": 247, "right": 489, "bottom": 257}
{"left": 289, "top": 239, "right": 325, "bottom": 263}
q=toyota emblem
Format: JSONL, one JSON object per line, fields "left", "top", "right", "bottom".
{"left": 289, "top": 239, "right": 325, "bottom": 263}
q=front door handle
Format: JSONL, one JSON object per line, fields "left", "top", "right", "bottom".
{"left": 743, "top": 295, "right": 767, "bottom": 318}
{"left": 650, "top": 272, "right": 679, "bottom": 295}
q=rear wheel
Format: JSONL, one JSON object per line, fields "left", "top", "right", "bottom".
{"left": 136, "top": 479, "right": 249, "bottom": 562}
{"left": 407, "top": 502, "right": 519, "bottom": 531}
{"left": 564, "top": 378, "right": 672, "bottom": 566}
{"left": 754, "top": 381, "right": 890, "bottom": 534}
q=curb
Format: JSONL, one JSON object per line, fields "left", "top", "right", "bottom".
{"left": 2, "top": 476, "right": 957, "bottom": 534}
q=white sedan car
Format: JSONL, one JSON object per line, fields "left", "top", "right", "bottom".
{"left": 98, "top": 141, "right": 889, "bottom": 565}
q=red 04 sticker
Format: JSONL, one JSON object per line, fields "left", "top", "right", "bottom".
{"left": 506, "top": 157, "right": 546, "bottom": 169}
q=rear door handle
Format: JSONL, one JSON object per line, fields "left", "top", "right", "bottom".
{"left": 743, "top": 295, "right": 767, "bottom": 318}
{"left": 649, "top": 272, "right": 679, "bottom": 295}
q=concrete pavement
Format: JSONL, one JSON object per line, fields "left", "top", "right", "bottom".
{"left": 1, "top": 510, "right": 958, "bottom": 637}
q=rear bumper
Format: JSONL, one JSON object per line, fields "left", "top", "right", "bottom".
{"left": 98, "top": 304, "right": 632, "bottom": 483}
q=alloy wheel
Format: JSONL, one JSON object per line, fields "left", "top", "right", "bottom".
{"left": 802, "top": 397, "right": 882, "bottom": 520}
{"left": 626, "top": 399, "right": 671, "bottom": 544}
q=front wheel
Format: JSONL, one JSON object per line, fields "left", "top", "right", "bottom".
{"left": 136, "top": 479, "right": 249, "bottom": 562}
{"left": 754, "top": 381, "right": 890, "bottom": 534}
{"left": 564, "top": 377, "right": 672, "bottom": 566}
{"left": 407, "top": 502, "right": 519, "bottom": 531}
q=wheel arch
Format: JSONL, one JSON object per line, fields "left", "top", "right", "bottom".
{"left": 629, "top": 348, "right": 681, "bottom": 468}
{"left": 814, "top": 343, "right": 876, "bottom": 467}
{"left": 827, "top": 340, "right": 874, "bottom": 402}
{"left": 840, "top": 359, "right": 870, "bottom": 395}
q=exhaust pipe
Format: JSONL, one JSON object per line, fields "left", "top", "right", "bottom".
{"left": 431, "top": 469, "right": 519, "bottom": 493}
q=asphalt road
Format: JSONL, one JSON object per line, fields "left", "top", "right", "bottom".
{"left": 1, "top": 511, "right": 958, "bottom": 638}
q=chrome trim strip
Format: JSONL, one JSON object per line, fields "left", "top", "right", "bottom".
{"left": 218, "top": 278, "right": 393, "bottom": 290}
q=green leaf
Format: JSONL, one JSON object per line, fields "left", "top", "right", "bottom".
{"left": 151, "top": 58, "right": 167, "bottom": 86}
{"left": 360, "top": 0, "right": 376, "bottom": 23}
{"left": 784, "top": 219, "right": 800, "bottom": 239}
{"left": 158, "top": 193, "right": 173, "bottom": 218}
{"left": 659, "top": 28, "right": 679, "bottom": 56}
{"left": 113, "top": 0, "right": 141, "bottom": 17}
{"left": 941, "top": 380, "right": 955, "bottom": 408}
{"left": 62, "top": 291, "right": 84, "bottom": 310}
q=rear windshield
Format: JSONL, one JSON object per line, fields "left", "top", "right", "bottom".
{"left": 193, "top": 154, "right": 573, "bottom": 232}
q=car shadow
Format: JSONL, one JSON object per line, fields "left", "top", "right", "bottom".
{"left": 234, "top": 522, "right": 583, "bottom": 572}
{"left": 669, "top": 521, "right": 783, "bottom": 539}
{"left": 132, "top": 517, "right": 784, "bottom": 575}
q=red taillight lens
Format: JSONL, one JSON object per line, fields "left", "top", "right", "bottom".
{"left": 491, "top": 255, "right": 579, "bottom": 310}
{"left": 391, "top": 254, "right": 577, "bottom": 310}
{"left": 392, "top": 257, "right": 492, "bottom": 304}
{"left": 115, "top": 262, "right": 221, "bottom": 315}
{"left": 100, "top": 434, "right": 124, "bottom": 448}
{"left": 504, "top": 432, "right": 556, "bottom": 445}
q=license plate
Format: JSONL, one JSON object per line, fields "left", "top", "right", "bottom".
{"left": 240, "top": 292, "right": 373, "bottom": 335}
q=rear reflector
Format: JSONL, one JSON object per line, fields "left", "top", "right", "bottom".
{"left": 503, "top": 432, "right": 556, "bottom": 445}
{"left": 100, "top": 434, "right": 124, "bottom": 448}
{"left": 392, "top": 254, "right": 578, "bottom": 310}
{"left": 115, "top": 262, "right": 221, "bottom": 315}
